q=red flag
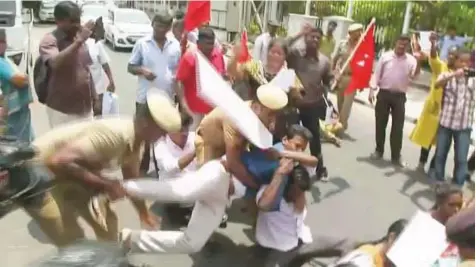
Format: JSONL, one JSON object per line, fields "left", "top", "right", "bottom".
{"left": 238, "top": 29, "right": 251, "bottom": 63}
{"left": 184, "top": 0, "right": 211, "bottom": 32}
{"left": 345, "top": 23, "right": 375, "bottom": 95}
{"left": 180, "top": 33, "right": 188, "bottom": 55}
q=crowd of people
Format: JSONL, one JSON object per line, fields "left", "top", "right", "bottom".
{"left": 0, "top": 1, "right": 475, "bottom": 267}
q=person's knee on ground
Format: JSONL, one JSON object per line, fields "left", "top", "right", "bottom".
{"left": 120, "top": 228, "right": 208, "bottom": 254}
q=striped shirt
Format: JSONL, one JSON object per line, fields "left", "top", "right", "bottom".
{"left": 439, "top": 72, "right": 475, "bottom": 130}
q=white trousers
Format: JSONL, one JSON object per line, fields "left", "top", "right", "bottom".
{"left": 47, "top": 107, "right": 93, "bottom": 128}
{"left": 122, "top": 160, "right": 230, "bottom": 254}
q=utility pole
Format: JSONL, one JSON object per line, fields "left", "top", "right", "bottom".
{"left": 346, "top": 0, "right": 354, "bottom": 18}
{"left": 402, "top": 1, "right": 413, "bottom": 34}
{"left": 305, "top": 0, "right": 311, "bottom": 15}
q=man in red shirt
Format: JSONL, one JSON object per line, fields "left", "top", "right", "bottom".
{"left": 175, "top": 26, "right": 225, "bottom": 130}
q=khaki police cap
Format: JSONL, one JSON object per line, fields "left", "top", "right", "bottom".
{"left": 146, "top": 90, "right": 182, "bottom": 133}
{"left": 348, "top": 23, "right": 363, "bottom": 32}
{"left": 256, "top": 84, "right": 288, "bottom": 110}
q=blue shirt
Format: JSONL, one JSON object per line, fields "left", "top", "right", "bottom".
{"left": 129, "top": 35, "right": 181, "bottom": 103}
{"left": 241, "top": 142, "right": 288, "bottom": 211}
{"left": 0, "top": 57, "right": 33, "bottom": 115}
{"left": 439, "top": 35, "right": 472, "bottom": 61}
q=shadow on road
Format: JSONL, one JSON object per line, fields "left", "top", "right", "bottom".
{"left": 355, "top": 156, "right": 394, "bottom": 169}
{"left": 149, "top": 201, "right": 260, "bottom": 267}
{"left": 27, "top": 219, "right": 52, "bottom": 245}
{"left": 310, "top": 177, "right": 351, "bottom": 204}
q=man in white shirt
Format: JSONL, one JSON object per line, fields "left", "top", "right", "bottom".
{"left": 128, "top": 12, "right": 181, "bottom": 175}
{"left": 255, "top": 162, "right": 350, "bottom": 267}
{"left": 85, "top": 17, "right": 115, "bottom": 116}
{"left": 253, "top": 20, "right": 280, "bottom": 65}
{"left": 153, "top": 113, "right": 196, "bottom": 223}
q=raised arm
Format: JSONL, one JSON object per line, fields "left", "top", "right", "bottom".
{"left": 256, "top": 158, "right": 293, "bottom": 211}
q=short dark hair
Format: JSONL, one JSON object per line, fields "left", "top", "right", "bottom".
{"left": 309, "top": 27, "right": 323, "bottom": 35}
{"left": 290, "top": 164, "right": 311, "bottom": 191}
{"left": 198, "top": 26, "right": 215, "bottom": 42}
{"left": 180, "top": 112, "right": 192, "bottom": 128}
{"left": 54, "top": 1, "right": 81, "bottom": 21}
{"left": 434, "top": 182, "right": 462, "bottom": 208}
{"left": 456, "top": 47, "right": 472, "bottom": 59}
{"left": 285, "top": 124, "right": 313, "bottom": 141}
{"left": 328, "top": 21, "right": 337, "bottom": 27}
{"left": 174, "top": 10, "right": 185, "bottom": 20}
{"left": 152, "top": 11, "right": 173, "bottom": 26}
{"left": 172, "top": 19, "right": 184, "bottom": 30}
{"left": 397, "top": 34, "right": 411, "bottom": 42}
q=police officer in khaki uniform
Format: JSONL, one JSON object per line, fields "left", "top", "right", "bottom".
{"left": 31, "top": 90, "right": 182, "bottom": 247}
{"left": 332, "top": 23, "right": 364, "bottom": 133}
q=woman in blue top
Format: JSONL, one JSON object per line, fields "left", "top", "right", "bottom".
{"left": 0, "top": 29, "right": 34, "bottom": 142}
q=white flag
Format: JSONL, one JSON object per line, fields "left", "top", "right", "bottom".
{"left": 386, "top": 210, "right": 449, "bottom": 267}
{"left": 195, "top": 52, "right": 272, "bottom": 149}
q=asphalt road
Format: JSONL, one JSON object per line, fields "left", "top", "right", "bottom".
{"left": 0, "top": 25, "right": 472, "bottom": 267}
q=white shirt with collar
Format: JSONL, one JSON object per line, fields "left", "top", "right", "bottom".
{"left": 255, "top": 185, "right": 313, "bottom": 252}
{"left": 86, "top": 38, "right": 110, "bottom": 94}
{"left": 154, "top": 131, "right": 197, "bottom": 180}
{"left": 253, "top": 32, "right": 274, "bottom": 65}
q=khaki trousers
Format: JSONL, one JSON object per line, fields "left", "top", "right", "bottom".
{"left": 336, "top": 76, "right": 356, "bottom": 131}
{"left": 22, "top": 192, "right": 68, "bottom": 247}
{"left": 49, "top": 181, "right": 118, "bottom": 245}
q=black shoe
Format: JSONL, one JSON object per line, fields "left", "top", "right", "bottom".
{"left": 370, "top": 151, "right": 383, "bottom": 160}
{"left": 317, "top": 167, "right": 329, "bottom": 182}
{"left": 219, "top": 214, "right": 228, "bottom": 228}
{"left": 466, "top": 173, "right": 472, "bottom": 182}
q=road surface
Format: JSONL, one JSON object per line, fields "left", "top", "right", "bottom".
{"left": 0, "top": 24, "right": 472, "bottom": 267}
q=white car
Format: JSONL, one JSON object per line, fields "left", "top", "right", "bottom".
{"left": 80, "top": 4, "right": 110, "bottom": 25}
{"left": 0, "top": 0, "right": 29, "bottom": 65}
{"left": 105, "top": 8, "right": 152, "bottom": 50}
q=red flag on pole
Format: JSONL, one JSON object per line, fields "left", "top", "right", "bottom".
{"left": 344, "top": 23, "right": 376, "bottom": 95}
{"left": 238, "top": 29, "right": 251, "bottom": 63}
{"left": 183, "top": 0, "right": 211, "bottom": 32}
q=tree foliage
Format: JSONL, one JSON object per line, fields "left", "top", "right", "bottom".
{"left": 249, "top": 1, "right": 474, "bottom": 50}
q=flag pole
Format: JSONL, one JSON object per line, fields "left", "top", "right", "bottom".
{"left": 331, "top": 17, "right": 376, "bottom": 91}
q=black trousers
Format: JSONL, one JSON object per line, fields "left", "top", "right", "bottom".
{"left": 299, "top": 104, "right": 325, "bottom": 172}
{"left": 375, "top": 90, "right": 406, "bottom": 160}
{"left": 419, "top": 147, "right": 436, "bottom": 169}
{"left": 136, "top": 103, "right": 150, "bottom": 174}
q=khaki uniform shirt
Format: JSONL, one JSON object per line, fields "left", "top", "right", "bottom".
{"left": 33, "top": 117, "right": 143, "bottom": 171}
{"left": 334, "top": 39, "right": 354, "bottom": 75}
{"left": 195, "top": 102, "right": 250, "bottom": 165}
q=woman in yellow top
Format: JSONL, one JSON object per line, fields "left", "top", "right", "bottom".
{"left": 410, "top": 32, "right": 458, "bottom": 174}
{"left": 330, "top": 219, "right": 408, "bottom": 267}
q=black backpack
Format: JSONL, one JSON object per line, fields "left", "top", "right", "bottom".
{"left": 33, "top": 56, "right": 50, "bottom": 104}
{"left": 0, "top": 136, "right": 53, "bottom": 217}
